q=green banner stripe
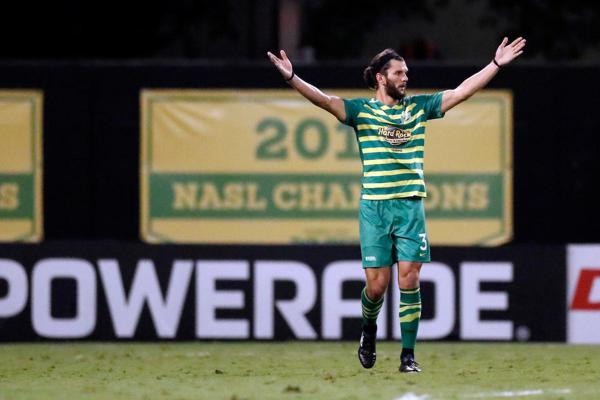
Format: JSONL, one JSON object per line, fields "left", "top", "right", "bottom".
{"left": 425, "top": 174, "right": 503, "bottom": 218}
{"left": 150, "top": 173, "right": 361, "bottom": 219}
{"left": 0, "top": 174, "right": 34, "bottom": 219}
{"left": 148, "top": 173, "right": 504, "bottom": 219}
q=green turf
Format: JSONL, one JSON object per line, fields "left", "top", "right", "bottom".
{"left": 1, "top": 342, "right": 599, "bottom": 400}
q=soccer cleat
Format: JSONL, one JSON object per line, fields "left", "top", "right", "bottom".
{"left": 357, "top": 325, "right": 377, "bottom": 369}
{"left": 399, "top": 354, "right": 422, "bottom": 373}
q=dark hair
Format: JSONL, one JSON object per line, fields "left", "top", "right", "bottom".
{"left": 363, "top": 48, "right": 404, "bottom": 89}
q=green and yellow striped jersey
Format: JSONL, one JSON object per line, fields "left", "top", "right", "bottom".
{"left": 343, "top": 92, "right": 445, "bottom": 200}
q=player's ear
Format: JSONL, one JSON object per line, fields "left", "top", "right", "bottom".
{"left": 375, "top": 72, "right": 386, "bottom": 86}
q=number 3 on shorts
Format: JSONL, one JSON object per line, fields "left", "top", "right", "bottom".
{"left": 419, "top": 233, "right": 428, "bottom": 251}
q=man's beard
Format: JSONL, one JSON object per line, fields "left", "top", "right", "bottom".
{"left": 384, "top": 82, "right": 405, "bottom": 101}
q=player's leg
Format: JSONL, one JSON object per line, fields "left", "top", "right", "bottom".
{"left": 358, "top": 266, "right": 391, "bottom": 368}
{"left": 362, "top": 266, "right": 390, "bottom": 326}
{"left": 357, "top": 199, "right": 393, "bottom": 369}
{"left": 391, "top": 197, "right": 429, "bottom": 373}
{"left": 398, "top": 261, "right": 423, "bottom": 373}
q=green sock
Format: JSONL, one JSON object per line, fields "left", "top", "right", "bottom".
{"left": 399, "top": 287, "right": 421, "bottom": 350}
{"left": 361, "top": 287, "right": 384, "bottom": 327}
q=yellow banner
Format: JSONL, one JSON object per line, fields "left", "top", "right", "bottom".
{"left": 0, "top": 90, "right": 43, "bottom": 242}
{"left": 141, "top": 89, "right": 512, "bottom": 245}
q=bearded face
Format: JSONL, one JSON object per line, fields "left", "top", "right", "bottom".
{"left": 384, "top": 78, "right": 406, "bottom": 101}
{"left": 379, "top": 60, "right": 408, "bottom": 101}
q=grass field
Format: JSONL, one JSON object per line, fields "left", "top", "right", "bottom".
{"left": 1, "top": 342, "right": 599, "bottom": 400}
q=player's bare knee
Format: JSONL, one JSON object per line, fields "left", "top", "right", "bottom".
{"left": 399, "top": 269, "right": 420, "bottom": 288}
{"left": 366, "top": 283, "right": 386, "bottom": 300}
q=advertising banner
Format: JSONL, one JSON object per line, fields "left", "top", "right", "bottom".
{"left": 0, "top": 91, "right": 43, "bottom": 242}
{"left": 0, "top": 243, "right": 564, "bottom": 341}
{"left": 141, "top": 89, "right": 512, "bottom": 245}
{"left": 567, "top": 244, "right": 600, "bottom": 344}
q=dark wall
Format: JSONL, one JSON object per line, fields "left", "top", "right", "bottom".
{"left": 1, "top": 62, "right": 599, "bottom": 243}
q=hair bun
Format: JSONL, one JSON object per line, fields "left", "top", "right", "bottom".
{"left": 363, "top": 66, "right": 376, "bottom": 89}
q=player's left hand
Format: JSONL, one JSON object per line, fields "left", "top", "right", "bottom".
{"left": 494, "top": 37, "right": 526, "bottom": 66}
{"left": 267, "top": 50, "right": 294, "bottom": 80}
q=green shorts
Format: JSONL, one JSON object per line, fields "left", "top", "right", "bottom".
{"left": 359, "top": 197, "right": 430, "bottom": 268}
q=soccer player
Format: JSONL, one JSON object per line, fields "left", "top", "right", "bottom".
{"left": 267, "top": 37, "right": 526, "bottom": 372}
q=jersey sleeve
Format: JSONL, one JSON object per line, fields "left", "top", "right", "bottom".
{"left": 411, "top": 92, "right": 445, "bottom": 120}
{"left": 342, "top": 98, "right": 362, "bottom": 127}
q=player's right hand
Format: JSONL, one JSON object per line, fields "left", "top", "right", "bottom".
{"left": 494, "top": 37, "right": 526, "bottom": 66}
{"left": 267, "top": 50, "right": 294, "bottom": 80}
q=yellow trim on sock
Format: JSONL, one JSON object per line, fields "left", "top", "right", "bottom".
{"left": 400, "top": 288, "right": 420, "bottom": 294}
{"left": 400, "top": 312, "right": 421, "bottom": 323}
{"left": 399, "top": 304, "right": 422, "bottom": 313}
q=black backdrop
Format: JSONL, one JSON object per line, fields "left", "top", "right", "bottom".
{"left": 1, "top": 62, "right": 598, "bottom": 243}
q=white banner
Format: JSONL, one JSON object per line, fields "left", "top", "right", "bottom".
{"left": 567, "top": 244, "right": 600, "bottom": 343}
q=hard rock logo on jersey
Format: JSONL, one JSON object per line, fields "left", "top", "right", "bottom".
{"left": 378, "top": 126, "right": 411, "bottom": 145}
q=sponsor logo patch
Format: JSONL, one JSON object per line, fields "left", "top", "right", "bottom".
{"left": 377, "top": 126, "right": 411, "bottom": 145}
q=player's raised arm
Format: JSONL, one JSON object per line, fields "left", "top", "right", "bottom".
{"left": 441, "top": 37, "right": 526, "bottom": 113}
{"left": 267, "top": 50, "right": 346, "bottom": 122}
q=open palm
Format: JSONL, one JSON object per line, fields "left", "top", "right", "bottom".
{"left": 267, "top": 50, "right": 294, "bottom": 80}
{"left": 495, "top": 37, "right": 526, "bottom": 66}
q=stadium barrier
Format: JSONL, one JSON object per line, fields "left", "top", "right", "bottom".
{"left": 5, "top": 242, "right": 598, "bottom": 343}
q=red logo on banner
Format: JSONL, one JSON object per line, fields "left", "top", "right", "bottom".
{"left": 571, "top": 269, "right": 600, "bottom": 310}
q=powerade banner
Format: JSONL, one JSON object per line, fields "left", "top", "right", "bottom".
{"left": 567, "top": 244, "right": 600, "bottom": 344}
{"left": 140, "top": 90, "right": 513, "bottom": 245}
{"left": 0, "top": 91, "right": 43, "bottom": 242}
{"left": 0, "top": 243, "right": 564, "bottom": 341}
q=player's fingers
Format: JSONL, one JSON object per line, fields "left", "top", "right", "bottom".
{"left": 281, "top": 50, "right": 289, "bottom": 61}
{"left": 267, "top": 52, "right": 281, "bottom": 66}
{"left": 501, "top": 37, "right": 508, "bottom": 47}
{"left": 514, "top": 50, "right": 524, "bottom": 57}
{"left": 511, "top": 41, "right": 526, "bottom": 54}
{"left": 510, "top": 37, "right": 524, "bottom": 48}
